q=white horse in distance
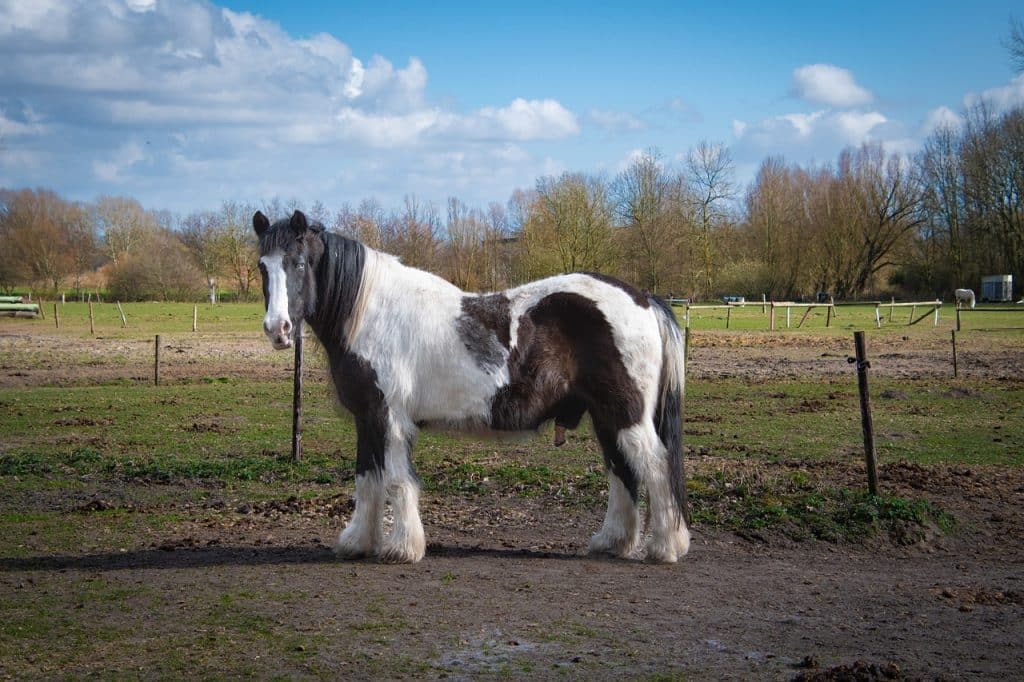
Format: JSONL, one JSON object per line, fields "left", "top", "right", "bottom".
{"left": 954, "top": 288, "right": 976, "bottom": 309}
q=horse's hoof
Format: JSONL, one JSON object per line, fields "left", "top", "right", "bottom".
{"left": 377, "top": 545, "right": 424, "bottom": 564}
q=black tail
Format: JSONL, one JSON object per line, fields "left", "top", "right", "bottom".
{"left": 650, "top": 296, "right": 690, "bottom": 526}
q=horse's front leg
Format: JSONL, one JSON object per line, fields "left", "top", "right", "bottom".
{"left": 379, "top": 417, "right": 425, "bottom": 564}
{"left": 335, "top": 418, "right": 386, "bottom": 559}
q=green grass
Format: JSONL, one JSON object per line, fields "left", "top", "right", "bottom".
{"left": 675, "top": 301, "right": 1024, "bottom": 336}
{"left": 9, "top": 301, "right": 265, "bottom": 337}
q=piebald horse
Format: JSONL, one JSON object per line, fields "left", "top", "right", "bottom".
{"left": 254, "top": 210, "right": 690, "bottom": 564}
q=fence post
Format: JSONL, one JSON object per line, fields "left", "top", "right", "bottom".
{"left": 852, "top": 331, "right": 879, "bottom": 496}
{"left": 116, "top": 301, "right": 127, "bottom": 328}
{"left": 889, "top": 296, "right": 894, "bottom": 323}
{"left": 874, "top": 303, "right": 881, "bottom": 329}
{"left": 956, "top": 306, "right": 961, "bottom": 332}
{"left": 761, "top": 293, "right": 767, "bottom": 314}
{"left": 88, "top": 301, "right": 95, "bottom": 335}
{"left": 933, "top": 300, "right": 940, "bottom": 326}
{"left": 770, "top": 301, "right": 776, "bottom": 331}
{"left": 826, "top": 303, "right": 833, "bottom": 328}
{"left": 154, "top": 334, "right": 161, "bottom": 386}
{"left": 951, "top": 330, "right": 958, "bottom": 378}
{"left": 726, "top": 306, "right": 732, "bottom": 329}
{"left": 292, "top": 320, "right": 304, "bottom": 462}
{"left": 53, "top": 303, "right": 60, "bottom": 329}
{"left": 684, "top": 303, "right": 690, "bottom": 329}
{"left": 192, "top": 305, "right": 198, "bottom": 333}
{"left": 786, "top": 305, "right": 791, "bottom": 328}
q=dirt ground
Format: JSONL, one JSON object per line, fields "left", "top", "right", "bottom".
{"left": 2, "top": 331, "right": 1023, "bottom": 679}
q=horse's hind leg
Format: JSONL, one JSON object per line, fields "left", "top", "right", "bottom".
{"left": 588, "top": 425, "right": 642, "bottom": 558}
{"left": 379, "top": 419, "right": 426, "bottom": 564}
{"left": 618, "top": 423, "right": 690, "bottom": 563}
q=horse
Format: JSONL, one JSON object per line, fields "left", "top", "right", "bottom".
{"left": 954, "top": 288, "right": 976, "bottom": 309}
{"left": 253, "top": 210, "right": 690, "bottom": 564}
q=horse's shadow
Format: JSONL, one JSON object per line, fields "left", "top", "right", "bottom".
{"left": 0, "top": 543, "right": 581, "bottom": 573}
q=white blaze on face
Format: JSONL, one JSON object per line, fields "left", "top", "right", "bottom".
{"left": 261, "top": 253, "right": 293, "bottom": 349}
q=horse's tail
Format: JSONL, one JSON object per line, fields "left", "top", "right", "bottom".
{"left": 651, "top": 297, "right": 690, "bottom": 526}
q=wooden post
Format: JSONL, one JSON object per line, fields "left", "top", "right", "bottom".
{"left": 909, "top": 304, "right": 916, "bottom": 325}
{"left": 291, "top": 320, "right": 304, "bottom": 462}
{"left": 684, "top": 326, "right": 690, "bottom": 364}
{"left": 888, "top": 296, "right": 894, "bottom": 322}
{"left": 874, "top": 303, "right": 881, "bottom": 328}
{"left": 116, "top": 301, "right": 127, "bottom": 328}
{"left": 786, "top": 305, "right": 791, "bottom": 328}
{"left": 830, "top": 296, "right": 838, "bottom": 318}
{"left": 853, "top": 331, "right": 879, "bottom": 496}
{"left": 761, "top": 293, "right": 767, "bottom": 314}
{"left": 826, "top": 303, "right": 833, "bottom": 328}
{"left": 154, "top": 334, "right": 161, "bottom": 386}
{"left": 88, "top": 301, "right": 95, "bottom": 335}
{"left": 770, "top": 302, "right": 776, "bottom": 331}
{"left": 53, "top": 303, "right": 59, "bottom": 329}
{"left": 956, "top": 306, "right": 961, "bottom": 332}
{"left": 192, "top": 305, "right": 198, "bottom": 332}
{"left": 798, "top": 305, "right": 814, "bottom": 328}
{"left": 951, "top": 330, "right": 958, "bottom": 378}
{"left": 684, "top": 303, "right": 690, "bottom": 329}
{"left": 933, "top": 302, "right": 940, "bottom": 326}
{"left": 726, "top": 306, "right": 732, "bottom": 329}
{"left": 61, "top": 292, "right": 65, "bottom": 305}
{"left": 37, "top": 299, "right": 45, "bottom": 320}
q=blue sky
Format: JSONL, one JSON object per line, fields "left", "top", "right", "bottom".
{"left": 1, "top": 0, "right": 1022, "bottom": 217}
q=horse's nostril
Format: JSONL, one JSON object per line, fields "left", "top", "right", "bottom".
{"left": 282, "top": 320, "right": 292, "bottom": 334}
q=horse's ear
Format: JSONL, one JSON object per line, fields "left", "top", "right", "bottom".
{"left": 253, "top": 211, "right": 270, "bottom": 237}
{"left": 289, "top": 210, "right": 309, "bottom": 235}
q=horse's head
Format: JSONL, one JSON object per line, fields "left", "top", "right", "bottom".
{"left": 253, "top": 209, "right": 323, "bottom": 350}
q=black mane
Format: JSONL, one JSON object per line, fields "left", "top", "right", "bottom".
{"left": 309, "top": 230, "right": 366, "bottom": 349}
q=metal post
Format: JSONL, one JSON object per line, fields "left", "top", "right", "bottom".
{"left": 951, "top": 330, "right": 958, "bottom": 378}
{"left": 154, "top": 334, "right": 161, "bottom": 386}
{"left": 291, "top": 320, "right": 304, "bottom": 462}
{"left": 853, "top": 331, "right": 879, "bottom": 496}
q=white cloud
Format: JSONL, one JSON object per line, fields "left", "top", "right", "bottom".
{"left": 921, "top": 106, "right": 962, "bottom": 134}
{"left": 963, "top": 73, "right": 1024, "bottom": 112}
{"left": 0, "top": 0, "right": 581, "bottom": 212}
{"left": 733, "top": 108, "right": 890, "bottom": 161}
{"left": 93, "top": 141, "right": 147, "bottom": 183}
{"left": 589, "top": 109, "right": 646, "bottom": 133}
{"left": 792, "top": 64, "right": 873, "bottom": 107}
{"left": 475, "top": 98, "right": 579, "bottom": 141}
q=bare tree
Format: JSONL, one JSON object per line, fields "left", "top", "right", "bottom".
{"left": 94, "top": 196, "right": 155, "bottom": 265}
{"left": 218, "top": 201, "right": 260, "bottom": 300}
{"left": 612, "top": 148, "right": 685, "bottom": 292}
{"left": 0, "top": 188, "right": 77, "bottom": 292}
{"left": 1007, "top": 16, "right": 1024, "bottom": 73}
{"left": 180, "top": 211, "right": 225, "bottom": 303}
{"left": 686, "top": 140, "right": 736, "bottom": 297}
{"left": 524, "top": 172, "right": 615, "bottom": 278}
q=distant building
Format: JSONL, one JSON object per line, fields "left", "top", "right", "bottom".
{"left": 981, "top": 275, "right": 1013, "bottom": 302}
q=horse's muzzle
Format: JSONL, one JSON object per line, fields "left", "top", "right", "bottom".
{"left": 263, "top": 317, "right": 293, "bottom": 350}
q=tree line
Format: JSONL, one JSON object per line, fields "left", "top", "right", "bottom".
{"left": 1, "top": 104, "right": 1021, "bottom": 303}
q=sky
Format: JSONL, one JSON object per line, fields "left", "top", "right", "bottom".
{"left": 1, "top": 0, "right": 1023, "bottom": 218}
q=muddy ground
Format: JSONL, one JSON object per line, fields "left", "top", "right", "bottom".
{"left": 1, "top": 331, "right": 1023, "bottom": 680}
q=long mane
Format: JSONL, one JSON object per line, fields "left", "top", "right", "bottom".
{"left": 312, "top": 231, "right": 371, "bottom": 349}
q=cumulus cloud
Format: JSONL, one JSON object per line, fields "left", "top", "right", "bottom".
{"left": 792, "top": 64, "right": 873, "bottom": 107}
{"left": 0, "top": 0, "right": 580, "bottom": 211}
{"left": 733, "top": 108, "right": 891, "bottom": 161}
{"left": 963, "top": 73, "right": 1024, "bottom": 113}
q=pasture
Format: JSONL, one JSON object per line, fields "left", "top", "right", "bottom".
{"left": 1, "top": 302, "right": 1022, "bottom": 679}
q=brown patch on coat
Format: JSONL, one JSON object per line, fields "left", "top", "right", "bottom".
{"left": 582, "top": 272, "right": 650, "bottom": 308}
{"left": 489, "top": 292, "right": 642, "bottom": 433}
